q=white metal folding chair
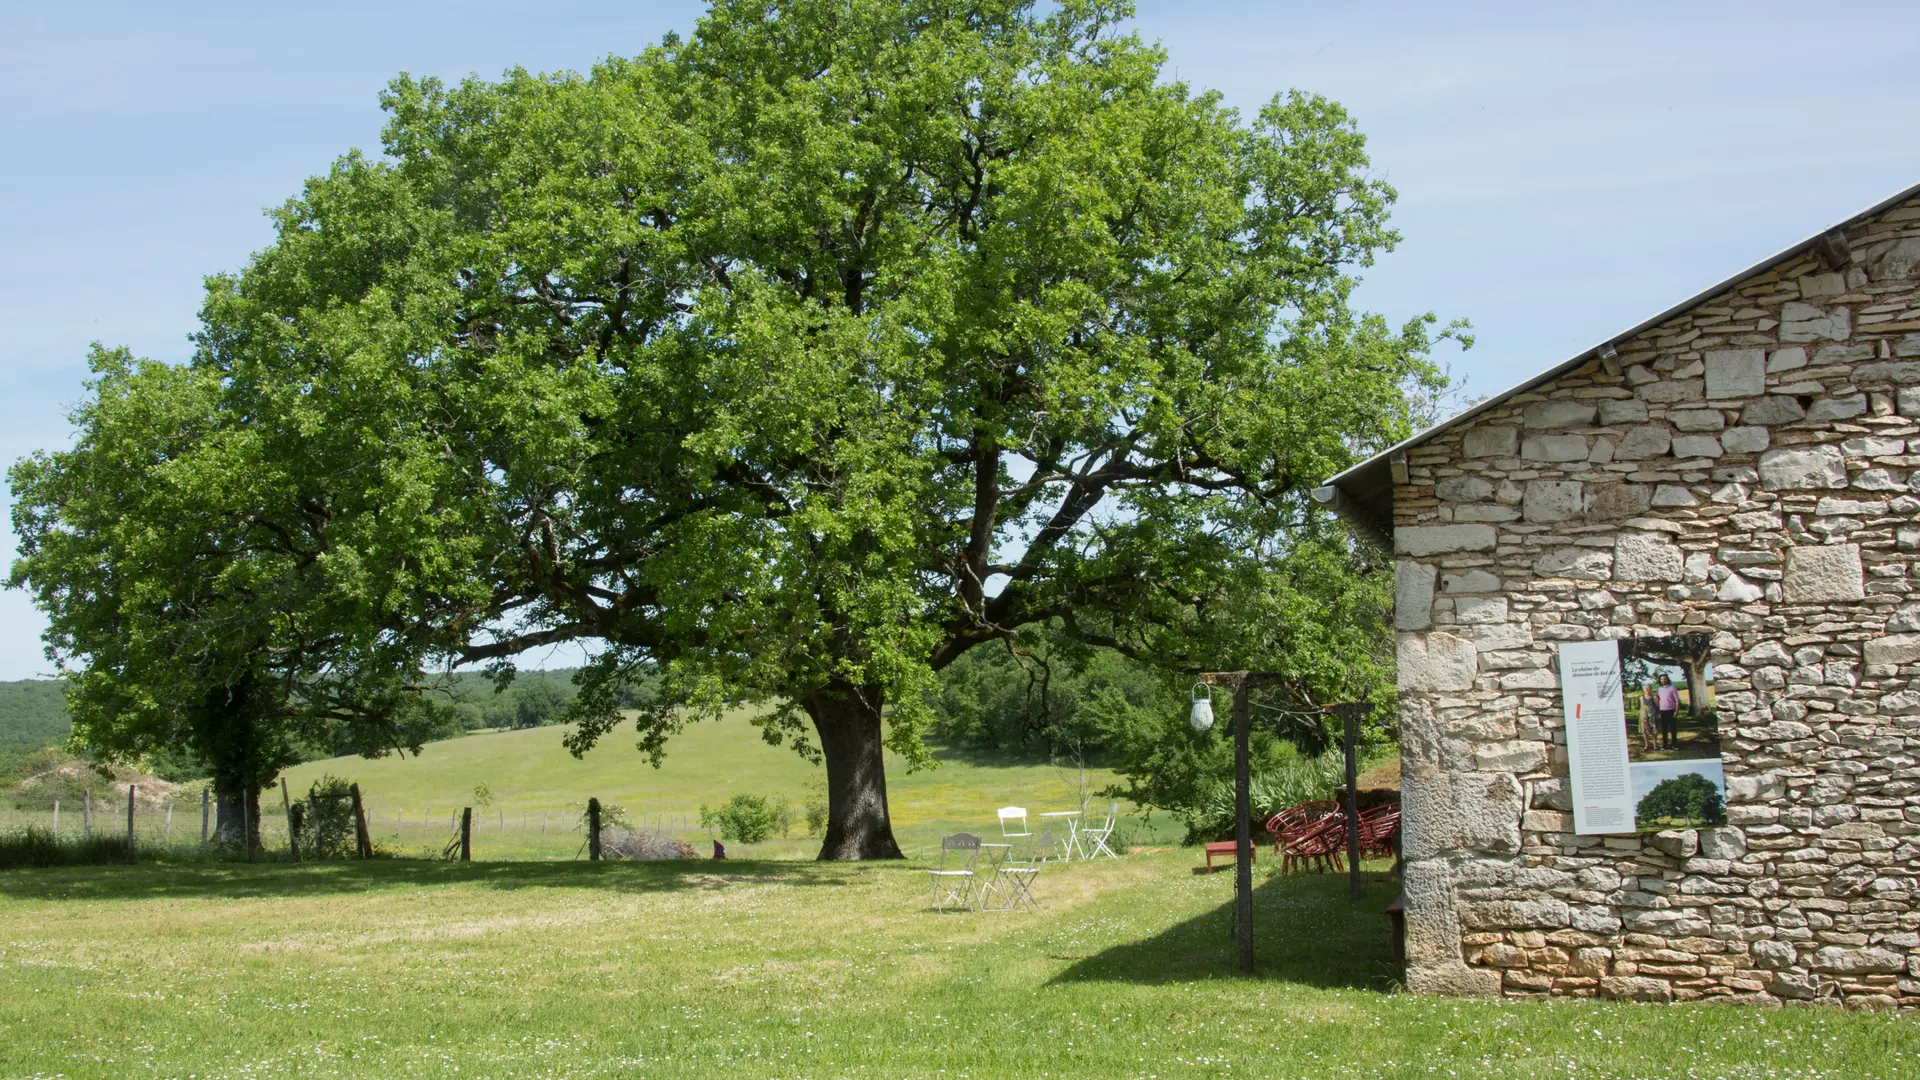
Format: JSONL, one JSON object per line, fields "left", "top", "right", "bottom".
{"left": 997, "top": 806, "right": 1032, "bottom": 839}
{"left": 929, "top": 833, "right": 982, "bottom": 913}
{"left": 996, "top": 831, "right": 1052, "bottom": 912}
{"left": 1081, "top": 800, "right": 1120, "bottom": 859}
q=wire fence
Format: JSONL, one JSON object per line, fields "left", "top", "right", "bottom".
{"left": 0, "top": 787, "right": 714, "bottom": 861}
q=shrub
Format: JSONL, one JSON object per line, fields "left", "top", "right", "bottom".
{"left": 699, "top": 794, "right": 779, "bottom": 844}
{"left": 0, "top": 826, "right": 137, "bottom": 869}
{"left": 1188, "top": 753, "right": 1343, "bottom": 843}
{"left": 803, "top": 782, "right": 829, "bottom": 838}
{"left": 296, "top": 775, "right": 360, "bottom": 860}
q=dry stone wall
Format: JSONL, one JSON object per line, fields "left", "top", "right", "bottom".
{"left": 1395, "top": 195, "right": 1920, "bottom": 1008}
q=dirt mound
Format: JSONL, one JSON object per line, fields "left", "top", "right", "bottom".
{"left": 13, "top": 763, "right": 197, "bottom": 809}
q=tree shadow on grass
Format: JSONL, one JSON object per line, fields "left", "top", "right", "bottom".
{"left": 1049, "top": 867, "right": 1403, "bottom": 992}
{"left": 0, "top": 856, "right": 864, "bottom": 903}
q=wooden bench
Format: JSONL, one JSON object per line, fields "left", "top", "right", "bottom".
{"left": 1203, "top": 840, "right": 1253, "bottom": 873}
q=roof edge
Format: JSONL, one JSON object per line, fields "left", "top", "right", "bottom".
{"left": 1323, "top": 178, "right": 1920, "bottom": 497}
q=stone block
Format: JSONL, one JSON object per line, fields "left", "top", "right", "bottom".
{"left": 1768, "top": 346, "right": 1808, "bottom": 372}
{"left": 1900, "top": 387, "right": 1920, "bottom": 416}
{"left": 1742, "top": 396, "right": 1807, "bottom": 425}
{"left": 1463, "top": 426, "right": 1518, "bottom": 458}
{"left": 1865, "top": 634, "right": 1920, "bottom": 667}
{"left": 1397, "top": 524, "right": 1498, "bottom": 556}
{"left": 1651, "top": 485, "right": 1697, "bottom": 507}
{"left": 1453, "top": 596, "right": 1508, "bottom": 624}
{"left": 1523, "top": 400, "right": 1598, "bottom": 429}
{"left": 1853, "top": 361, "right": 1920, "bottom": 386}
{"left": 1435, "top": 475, "right": 1494, "bottom": 502}
{"left": 1810, "top": 946, "right": 1905, "bottom": 974}
{"left": 1704, "top": 349, "right": 1766, "bottom": 398}
{"left": 1716, "top": 574, "right": 1763, "bottom": 602}
{"left": 1782, "top": 544, "right": 1863, "bottom": 603}
{"left": 1751, "top": 940, "right": 1796, "bottom": 969}
{"left": 1721, "top": 426, "right": 1770, "bottom": 454}
{"left": 1523, "top": 480, "right": 1583, "bottom": 522}
{"left": 1670, "top": 409, "right": 1726, "bottom": 432}
{"left": 1475, "top": 739, "right": 1547, "bottom": 773}
{"left": 1533, "top": 546, "right": 1613, "bottom": 581}
{"left": 1698, "top": 828, "right": 1747, "bottom": 859}
{"left": 1460, "top": 622, "right": 1534, "bottom": 651}
{"left": 1867, "top": 236, "right": 1920, "bottom": 281}
{"left": 1616, "top": 425, "right": 1672, "bottom": 460}
{"left": 1401, "top": 770, "right": 1523, "bottom": 860}
{"left": 1806, "top": 394, "right": 1868, "bottom": 422}
{"left": 1598, "top": 398, "right": 1648, "bottom": 425}
{"left": 1671, "top": 435, "right": 1724, "bottom": 459}
{"left": 1639, "top": 379, "right": 1703, "bottom": 404}
{"left": 1395, "top": 560, "right": 1436, "bottom": 631}
{"left": 1779, "top": 301, "right": 1850, "bottom": 343}
{"left": 1402, "top": 859, "right": 1502, "bottom": 996}
{"left": 1584, "top": 483, "right": 1652, "bottom": 521}
{"left": 1614, "top": 533, "right": 1684, "bottom": 582}
{"left": 1398, "top": 632, "right": 1478, "bottom": 692}
{"left": 1522, "top": 435, "right": 1591, "bottom": 462}
{"left": 1758, "top": 446, "right": 1848, "bottom": 490}
{"left": 1600, "top": 976, "right": 1675, "bottom": 1002}
{"left": 1441, "top": 569, "right": 1500, "bottom": 593}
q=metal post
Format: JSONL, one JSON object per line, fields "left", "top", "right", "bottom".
{"left": 1233, "top": 676, "right": 1254, "bottom": 975}
{"left": 282, "top": 778, "right": 298, "bottom": 861}
{"left": 350, "top": 784, "right": 373, "bottom": 859}
{"left": 1344, "top": 702, "right": 1362, "bottom": 899}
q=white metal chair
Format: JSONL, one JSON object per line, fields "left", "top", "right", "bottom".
{"left": 996, "top": 831, "right": 1052, "bottom": 912}
{"left": 997, "top": 806, "right": 1031, "bottom": 839}
{"left": 1082, "top": 801, "right": 1120, "bottom": 860}
{"left": 929, "top": 833, "right": 982, "bottom": 913}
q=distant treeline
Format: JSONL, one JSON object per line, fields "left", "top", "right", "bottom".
{"left": 0, "top": 669, "right": 604, "bottom": 784}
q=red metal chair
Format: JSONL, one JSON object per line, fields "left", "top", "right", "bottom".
{"left": 1263, "top": 799, "right": 1336, "bottom": 854}
{"left": 1280, "top": 813, "right": 1348, "bottom": 874}
{"left": 1357, "top": 804, "right": 1401, "bottom": 860}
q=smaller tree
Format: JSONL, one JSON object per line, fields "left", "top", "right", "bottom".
{"left": 700, "top": 794, "right": 780, "bottom": 844}
{"left": 1636, "top": 772, "right": 1726, "bottom": 828}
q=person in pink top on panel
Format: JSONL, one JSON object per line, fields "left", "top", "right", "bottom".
{"left": 1654, "top": 674, "right": 1681, "bottom": 750}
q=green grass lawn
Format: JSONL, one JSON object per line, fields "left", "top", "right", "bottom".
{"left": 2, "top": 850, "right": 1914, "bottom": 1078}
{"left": 274, "top": 715, "right": 1166, "bottom": 859}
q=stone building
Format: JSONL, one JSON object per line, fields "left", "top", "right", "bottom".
{"left": 1317, "top": 183, "right": 1920, "bottom": 1007}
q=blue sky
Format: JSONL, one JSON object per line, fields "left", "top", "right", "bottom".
{"left": 3, "top": 2, "right": 1919, "bottom": 679}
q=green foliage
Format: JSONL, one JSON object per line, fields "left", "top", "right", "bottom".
{"left": 699, "top": 794, "right": 781, "bottom": 844}
{"left": 0, "top": 679, "right": 70, "bottom": 753}
{"left": 0, "top": 826, "right": 137, "bottom": 869}
{"left": 65, "top": 0, "right": 1456, "bottom": 854}
{"left": 1187, "top": 753, "right": 1343, "bottom": 843}
{"left": 931, "top": 631, "right": 1176, "bottom": 757}
{"left": 1636, "top": 773, "right": 1726, "bottom": 828}
{"left": 297, "top": 775, "right": 362, "bottom": 860}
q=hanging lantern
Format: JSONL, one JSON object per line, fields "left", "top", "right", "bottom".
{"left": 1189, "top": 683, "right": 1215, "bottom": 732}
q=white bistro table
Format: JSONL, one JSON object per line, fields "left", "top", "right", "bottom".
{"left": 1038, "top": 810, "right": 1084, "bottom": 861}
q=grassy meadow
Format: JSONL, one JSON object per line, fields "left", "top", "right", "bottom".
{"left": 3, "top": 851, "right": 1916, "bottom": 1078}
{"left": 275, "top": 713, "right": 1157, "bottom": 859}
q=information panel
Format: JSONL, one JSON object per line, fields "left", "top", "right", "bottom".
{"left": 1559, "top": 637, "right": 1729, "bottom": 836}
{"left": 1558, "top": 641, "right": 1634, "bottom": 835}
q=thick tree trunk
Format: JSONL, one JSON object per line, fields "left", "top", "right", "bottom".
{"left": 213, "top": 783, "right": 262, "bottom": 853}
{"left": 804, "top": 680, "right": 904, "bottom": 860}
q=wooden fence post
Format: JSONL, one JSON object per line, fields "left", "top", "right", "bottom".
{"left": 1343, "top": 701, "right": 1363, "bottom": 899}
{"left": 350, "top": 784, "right": 373, "bottom": 859}
{"left": 588, "top": 798, "right": 602, "bottom": 861}
{"left": 201, "top": 788, "right": 210, "bottom": 846}
{"left": 84, "top": 789, "right": 92, "bottom": 838}
{"left": 126, "top": 784, "right": 136, "bottom": 846}
{"left": 165, "top": 804, "right": 173, "bottom": 842}
{"left": 282, "top": 778, "right": 298, "bottom": 861}
{"left": 52, "top": 799, "right": 59, "bottom": 835}
{"left": 459, "top": 807, "right": 472, "bottom": 862}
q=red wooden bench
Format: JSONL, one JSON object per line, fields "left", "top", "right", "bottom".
{"left": 1203, "top": 840, "right": 1253, "bottom": 873}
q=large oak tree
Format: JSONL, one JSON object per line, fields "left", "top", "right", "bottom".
{"left": 181, "top": 0, "right": 1453, "bottom": 858}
